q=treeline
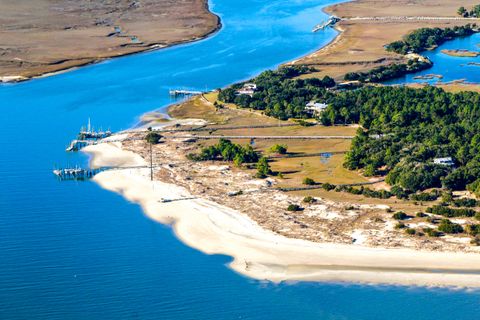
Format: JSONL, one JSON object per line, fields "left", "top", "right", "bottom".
{"left": 344, "top": 58, "right": 432, "bottom": 83}
{"left": 458, "top": 5, "right": 480, "bottom": 17}
{"left": 218, "top": 66, "right": 335, "bottom": 120}
{"left": 386, "top": 25, "right": 477, "bottom": 54}
{"left": 320, "top": 86, "right": 480, "bottom": 192}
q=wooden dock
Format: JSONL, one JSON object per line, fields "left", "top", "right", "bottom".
{"left": 169, "top": 89, "right": 203, "bottom": 97}
{"left": 53, "top": 167, "right": 104, "bottom": 180}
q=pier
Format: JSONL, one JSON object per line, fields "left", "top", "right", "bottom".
{"left": 53, "top": 166, "right": 104, "bottom": 180}
{"left": 312, "top": 16, "right": 340, "bottom": 32}
{"left": 66, "top": 119, "right": 131, "bottom": 152}
{"left": 169, "top": 89, "right": 203, "bottom": 97}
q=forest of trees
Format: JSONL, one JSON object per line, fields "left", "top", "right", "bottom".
{"left": 320, "top": 86, "right": 480, "bottom": 192}
{"left": 457, "top": 5, "right": 480, "bottom": 17}
{"left": 344, "top": 58, "right": 432, "bottom": 83}
{"left": 386, "top": 25, "right": 477, "bottom": 54}
{"left": 218, "top": 66, "right": 335, "bottom": 120}
{"left": 218, "top": 65, "right": 480, "bottom": 193}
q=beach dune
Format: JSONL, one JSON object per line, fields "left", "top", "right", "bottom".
{"left": 85, "top": 142, "right": 480, "bottom": 288}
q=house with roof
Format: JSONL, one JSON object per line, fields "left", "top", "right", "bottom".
{"left": 305, "top": 101, "right": 328, "bottom": 116}
{"left": 433, "top": 157, "right": 455, "bottom": 166}
{"left": 236, "top": 83, "right": 257, "bottom": 96}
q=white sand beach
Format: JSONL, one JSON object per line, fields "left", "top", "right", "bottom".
{"left": 84, "top": 142, "right": 480, "bottom": 288}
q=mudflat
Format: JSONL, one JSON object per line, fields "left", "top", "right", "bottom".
{"left": 0, "top": 0, "right": 219, "bottom": 81}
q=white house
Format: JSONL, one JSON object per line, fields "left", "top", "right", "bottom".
{"left": 433, "top": 157, "right": 455, "bottom": 166}
{"left": 236, "top": 83, "right": 257, "bottom": 96}
{"left": 305, "top": 101, "right": 328, "bottom": 115}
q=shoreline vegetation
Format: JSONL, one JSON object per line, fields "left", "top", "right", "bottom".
{"left": 0, "top": 0, "right": 221, "bottom": 83}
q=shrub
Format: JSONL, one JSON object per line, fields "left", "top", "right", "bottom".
{"left": 426, "top": 205, "right": 475, "bottom": 218}
{"left": 441, "top": 191, "right": 454, "bottom": 203}
{"left": 296, "top": 120, "right": 315, "bottom": 127}
{"left": 269, "top": 144, "right": 288, "bottom": 154}
{"left": 395, "top": 222, "right": 406, "bottom": 229}
{"left": 422, "top": 227, "right": 441, "bottom": 237}
{"left": 452, "top": 198, "right": 479, "bottom": 208}
{"left": 467, "top": 178, "right": 480, "bottom": 197}
{"left": 391, "top": 186, "right": 410, "bottom": 199}
{"left": 303, "top": 196, "right": 316, "bottom": 203}
{"left": 256, "top": 157, "right": 272, "bottom": 178}
{"left": 465, "top": 224, "right": 480, "bottom": 236}
{"left": 303, "top": 177, "right": 316, "bottom": 185}
{"left": 405, "top": 228, "right": 416, "bottom": 235}
{"left": 410, "top": 191, "right": 439, "bottom": 202}
{"left": 287, "top": 204, "right": 302, "bottom": 212}
{"left": 322, "top": 183, "right": 336, "bottom": 191}
{"left": 426, "top": 216, "right": 440, "bottom": 224}
{"left": 416, "top": 212, "right": 427, "bottom": 218}
{"left": 393, "top": 212, "right": 408, "bottom": 220}
{"left": 438, "top": 219, "right": 464, "bottom": 234}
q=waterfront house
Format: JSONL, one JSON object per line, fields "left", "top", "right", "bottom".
{"left": 433, "top": 157, "right": 455, "bottom": 166}
{"left": 236, "top": 83, "right": 257, "bottom": 96}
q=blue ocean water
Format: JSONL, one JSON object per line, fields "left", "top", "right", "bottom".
{"left": 388, "top": 33, "right": 480, "bottom": 85}
{"left": 1, "top": 0, "right": 480, "bottom": 319}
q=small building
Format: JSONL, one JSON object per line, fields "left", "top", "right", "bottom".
{"left": 305, "top": 101, "right": 328, "bottom": 115}
{"left": 236, "top": 83, "right": 257, "bottom": 96}
{"left": 433, "top": 157, "right": 455, "bottom": 166}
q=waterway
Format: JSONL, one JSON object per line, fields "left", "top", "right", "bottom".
{"left": 1, "top": 0, "right": 479, "bottom": 319}
{"left": 389, "top": 33, "right": 480, "bottom": 85}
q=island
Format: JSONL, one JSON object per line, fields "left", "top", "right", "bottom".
{"left": 442, "top": 49, "right": 480, "bottom": 57}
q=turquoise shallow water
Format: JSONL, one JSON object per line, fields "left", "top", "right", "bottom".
{"left": 1, "top": 0, "right": 480, "bottom": 319}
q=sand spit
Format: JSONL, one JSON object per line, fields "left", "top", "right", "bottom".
{"left": 84, "top": 142, "right": 480, "bottom": 288}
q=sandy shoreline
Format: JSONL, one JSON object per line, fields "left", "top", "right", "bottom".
{"left": 83, "top": 138, "right": 480, "bottom": 288}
